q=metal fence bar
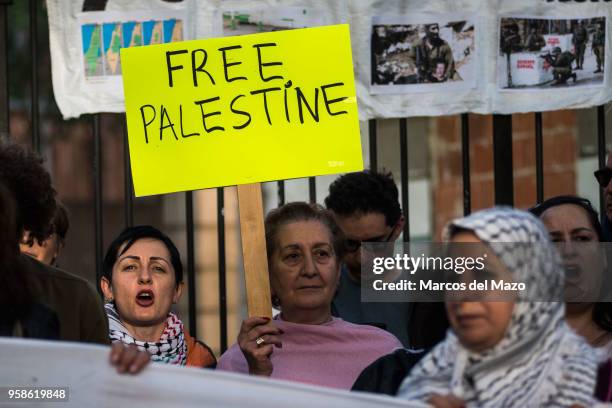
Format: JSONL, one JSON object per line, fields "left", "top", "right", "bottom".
{"left": 309, "top": 177, "right": 316, "bottom": 203}
{"left": 598, "top": 105, "right": 607, "bottom": 220}
{"left": 492, "top": 114, "right": 514, "bottom": 205}
{"left": 277, "top": 180, "right": 285, "bottom": 206}
{"left": 29, "top": 0, "right": 39, "bottom": 152}
{"left": 93, "top": 114, "right": 103, "bottom": 281}
{"left": 122, "top": 115, "right": 133, "bottom": 227}
{"left": 461, "top": 113, "right": 471, "bottom": 215}
{"left": 0, "top": 0, "right": 10, "bottom": 138}
{"left": 185, "top": 191, "right": 198, "bottom": 337}
{"left": 535, "top": 112, "right": 544, "bottom": 204}
{"left": 399, "top": 118, "right": 409, "bottom": 242}
{"left": 185, "top": 191, "right": 197, "bottom": 338}
{"left": 217, "top": 187, "right": 228, "bottom": 353}
{"left": 369, "top": 119, "right": 377, "bottom": 171}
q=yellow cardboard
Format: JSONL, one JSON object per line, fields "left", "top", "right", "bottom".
{"left": 121, "top": 24, "right": 363, "bottom": 197}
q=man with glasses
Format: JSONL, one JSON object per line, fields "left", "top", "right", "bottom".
{"left": 594, "top": 153, "right": 612, "bottom": 241}
{"left": 324, "top": 170, "right": 410, "bottom": 345}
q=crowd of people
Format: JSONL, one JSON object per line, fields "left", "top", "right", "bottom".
{"left": 3, "top": 136, "right": 612, "bottom": 406}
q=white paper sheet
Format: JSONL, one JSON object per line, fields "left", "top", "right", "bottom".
{"left": 46, "top": 0, "right": 612, "bottom": 119}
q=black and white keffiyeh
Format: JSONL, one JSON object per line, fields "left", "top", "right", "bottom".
{"left": 398, "top": 207, "right": 601, "bottom": 407}
{"left": 105, "top": 302, "right": 187, "bottom": 365}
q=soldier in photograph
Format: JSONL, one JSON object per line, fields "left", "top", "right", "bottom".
{"left": 524, "top": 28, "right": 546, "bottom": 52}
{"left": 572, "top": 20, "right": 588, "bottom": 70}
{"left": 501, "top": 22, "right": 522, "bottom": 88}
{"left": 541, "top": 47, "right": 577, "bottom": 85}
{"left": 593, "top": 22, "right": 605, "bottom": 74}
{"left": 407, "top": 23, "right": 457, "bottom": 83}
{"left": 500, "top": 23, "right": 523, "bottom": 54}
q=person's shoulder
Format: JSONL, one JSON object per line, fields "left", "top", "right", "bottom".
{"left": 217, "top": 342, "right": 248, "bottom": 372}
{"left": 333, "top": 318, "right": 402, "bottom": 344}
{"left": 21, "top": 254, "right": 101, "bottom": 305}
{"left": 184, "top": 330, "right": 217, "bottom": 368}
{"left": 21, "top": 254, "right": 91, "bottom": 286}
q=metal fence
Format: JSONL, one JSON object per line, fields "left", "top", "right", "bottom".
{"left": 0, "top": 0, "right": 608, "bottom": 355}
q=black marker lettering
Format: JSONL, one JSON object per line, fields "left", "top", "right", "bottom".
{"left": 253, "top": 43, "right": 284, "bottom": 82}
{"left": 179, "top": 104, "right": 199, "bottom": 138}
{"left": 219, "top": 45, "right": 247, "bottom": 83}
{"left": 283, "top": 80, "right": 292, "bottom": 123}
{"left": 295, "top": 87, "right": 320, "bottom": 124}
{"left": 160, "top": 105, "right": 178, "bottom": 141}
{"left": 321, "top": 82, "right": 348, "bottom": 116}
{"left": 140, "top": 104, "right": 156, "bottom": 144}
{"left": 250, "top": 87, "right": 282, "bottom": 125}
{"left": 194, "top": 97, "right": 225, "bottom": 133}
{"left": 230, "top": 94, "right": 252, "bottom": 130}
{"left": 166, "top": 50, "right": 188, "bottom": 87}
{"left": 191, "top": 49, "right": 216, "bottom": 87}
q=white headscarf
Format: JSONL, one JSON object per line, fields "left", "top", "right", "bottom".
{"left": 398, "top": 207, "right": 600, "bottom": 407}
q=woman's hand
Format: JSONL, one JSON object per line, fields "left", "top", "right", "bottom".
{"left": 109, "top": 343, "right": 150, "bottom": 374}
{"left": 237, "top": 316, "right": 283, "bottom": 377}
{"left": 428, "top": 393, "right": 465, "bottom": 408}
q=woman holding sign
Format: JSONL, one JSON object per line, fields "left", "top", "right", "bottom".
{"left": 217, "top": 202, "right": 401, "bottom": 389}
{"left": 100, "top": 225, "right": 216, "bottom": 368}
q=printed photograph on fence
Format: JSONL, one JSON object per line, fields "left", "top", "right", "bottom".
{"left": 222, "top": 7, "right": 327, "bottom": 36}
{"left": 498, "top": 16, "right": 606, "bottom": 90}
{"left": 370, "top": 15, "right": 476, "bottom": 94}
{"left": 79, "top": 11, "right": 184, "bottom": 83}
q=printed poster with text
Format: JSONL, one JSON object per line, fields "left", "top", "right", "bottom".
{"left": 121, "top": 24, "right": 363, "bottom": 196}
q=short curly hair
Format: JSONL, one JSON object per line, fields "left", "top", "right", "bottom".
{"left": 324, "top": 170, "right": 402, "bottom": 227}
{"left": 0, "top": 139, "right": 56, "bottom": 243}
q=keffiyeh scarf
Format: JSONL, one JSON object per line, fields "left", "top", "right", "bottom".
{"left": 105, "top": 302, "right": 187, "bottom": 366}
{"left": 398, "top": 207, "right": 600, "bottom": 407}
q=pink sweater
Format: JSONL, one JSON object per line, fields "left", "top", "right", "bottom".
{"left": 217, "top": 316, "right": 401, "bottom": 390}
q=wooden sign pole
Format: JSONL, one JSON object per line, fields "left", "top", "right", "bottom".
{"left": 237, "top": 183, "right": 273, "bottom": 318}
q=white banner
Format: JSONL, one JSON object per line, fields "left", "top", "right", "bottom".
{"left": 47, "top": 0, "right": 612, "bottom": 119}
{"left": 0, "top": 338, "right": 424, "bottom": 407}
{"left": 45, "top": 0, "right": 346, "bottom": 119}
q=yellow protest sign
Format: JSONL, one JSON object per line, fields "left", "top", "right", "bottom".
{"left": 121, "top": 24, "right": 363, "bottom": 197}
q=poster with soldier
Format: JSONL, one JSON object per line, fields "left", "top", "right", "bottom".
{"left": 370, "top": 15, "right": 476, "bottom": 94}
{"left": 498, "top": 16, "right": 606, "bottom": 90}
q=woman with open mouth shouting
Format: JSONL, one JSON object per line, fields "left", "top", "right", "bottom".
{"left": 99, "top": 225, "right": 215, "bottom": 368}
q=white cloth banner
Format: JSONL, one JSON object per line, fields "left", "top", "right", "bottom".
{"left": 0, "top": 338, "right": 425, "bottom": 407}
{"left": 47, "top": 0, "right": 612, "bottom": 119}
{"left": 45, "top": 0, "right": 347, "bottom": 119}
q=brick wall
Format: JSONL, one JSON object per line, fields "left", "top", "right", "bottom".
{"left": 431, "top": 111, "right": 577, "bottom": 239}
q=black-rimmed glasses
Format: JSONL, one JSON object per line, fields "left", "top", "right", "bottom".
{"left": 345, "top": 228, "right": 395, "bottom": 253}
{"left": 594, "top": 167, "right": 612, "bottom": 189}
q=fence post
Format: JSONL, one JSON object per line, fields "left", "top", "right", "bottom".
{"left": 461, "top": 113, "right": 471, "bottom": 215}
{"left": 0, "top": 0, "right": 11, "bottom": 138}
{"left": 598, "top": 105, "right": 607, "bottom": 220}
{"left": 493, "top": 114, "right": 514, "bottom": 206}
{"left": 29, "top": 0, "right": 39, "bottom": 151}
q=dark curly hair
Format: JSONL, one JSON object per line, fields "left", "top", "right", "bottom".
{"left": 324, "top": 170, "right": 401, "bottom": 227}
{"left": 0, "top": 180, "right": 32, "bottom": 324}
{"left": 0, "top": 139, "right": 56, "bottom": 244}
